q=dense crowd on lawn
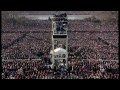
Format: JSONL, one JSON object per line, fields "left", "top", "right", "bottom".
{"left": 2, "top": 19, "right": 118, "bottom": 60}
{"left": 1, "top": 14, "right": 119, "bottom": 79}
{"left": 2, "top": 60, "right": 119, "bottom": 79}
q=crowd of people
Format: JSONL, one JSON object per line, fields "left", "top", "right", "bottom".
{"left": 2, "top": 19, "right": 118, "bottom": 60}
{"left": 2, "top": 19, "right": 118, "bottom": 32}
{"left": 1, "top": 13, "right": 119, "bottom": 79}
{"left": 13, "top": 11, "right": 93, "bottom": 15}
{"left": 2, "top": 20, "right": 51, "bottom": 32}
{"left": 2, "top": 60, "right": 119, "bottom": 79}
{"left": 68, "top": 20, "right": 118, "bottom": 31}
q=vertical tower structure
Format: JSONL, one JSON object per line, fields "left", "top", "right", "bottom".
{"left": 51, "top": 13, "right": 68, "bottom": 69}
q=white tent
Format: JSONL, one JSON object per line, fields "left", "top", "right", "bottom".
{"left": 54, "top": 48, "right": 66, "bottom": 54}
{"left": 50, "top": 48, "right": 67, "bottom": 55}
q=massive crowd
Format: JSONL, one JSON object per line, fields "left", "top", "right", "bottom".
{"left": 11, "top": 11, "right": 93, "bottom": 15}
{"left": 2, "top": 60, "right": 119, "bottom": 79}
{"left": 2, "top": 20, "right": 51, "bottom": 31}
{"left": 2, "top": 19, "right": 118, "bottom": 60}
{"left": 68, "top": 20, "right": 118, "bottom": 31}
{"left": 1, "top": 13, "right": 119, "bottom": 79}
